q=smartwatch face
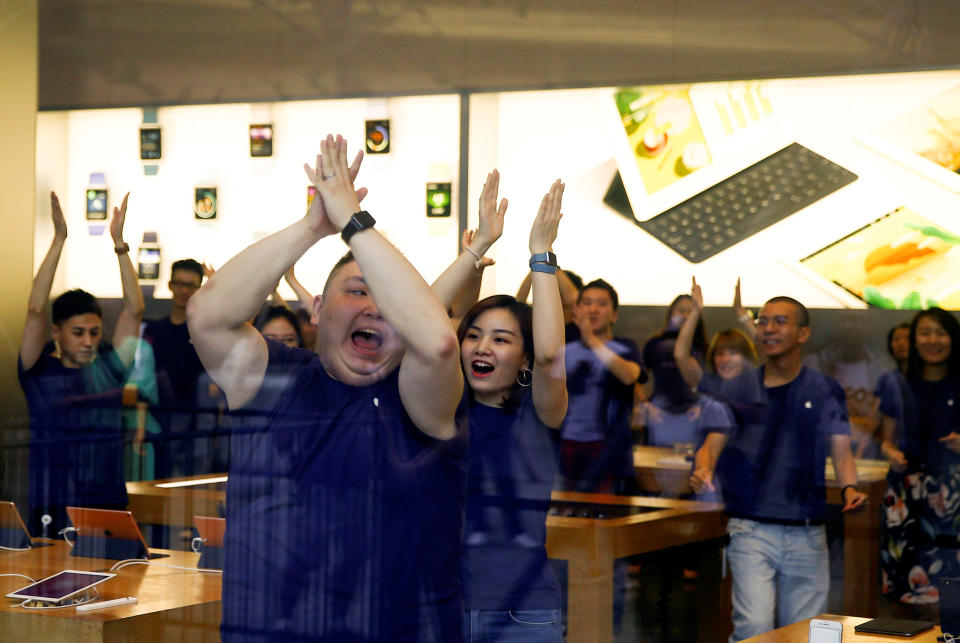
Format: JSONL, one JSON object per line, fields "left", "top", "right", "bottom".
{"left": 137, "top": 247, "right": 161, "bottom": 280}
{"left": 140, "top": 127, "right": 162, "bottom": 160}
{"left": 194, "top": 187, "right": 217, "bottom": 220}
{"left": 86, "top": 188, "right": 108, "bottom": 220}
{"left": 426, "top": 182, "right": 451, "bottom": 217}
{"left": 365, "top": 120, "right": 390, "bottom": 154}
{"left": 250, "top": 124, "right": 273, "bottom": 157}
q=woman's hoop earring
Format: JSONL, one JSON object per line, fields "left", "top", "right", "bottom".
{"left": 516, "top": 368, "right": 533, "bottom": 387}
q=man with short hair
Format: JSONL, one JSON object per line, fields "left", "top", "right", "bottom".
{"left": 19, "top": 191, "right": 143, "bottom": 536}
{"left": 691, "top": 296, "right": 868, "bottom": 641}
{"left": 143, "top": 258, "right": 223, "bottom": 478}
{"left": 187, "top": 136, "right": 465, "bottom": 641}
{"left": 559, "top": 278, "right": 642, "bottom": 493}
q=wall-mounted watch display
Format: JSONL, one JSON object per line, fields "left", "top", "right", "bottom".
{"left": 85, "top": 188, "right": 108, "bottom": 220}
{"left": 194, "top": 187, "right": 218, "bottom": 220}
{"left": 365, "top": 119, "right": 390, "bottom": 154}
{"left": 140, "top": 126, "right": 162, "bottom": 161}
{"left": 250, "top": 123, "right": 273, "bottom": 157}
{"left": 137, "top": 246, "right": 161, "bottom": 280}
{"left": 426, "top": 182, "right": 451, "bottom": 217}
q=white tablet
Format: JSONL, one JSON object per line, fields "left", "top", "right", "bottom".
{"left": 6, "top": 570, "right": 115, "bottom": 603}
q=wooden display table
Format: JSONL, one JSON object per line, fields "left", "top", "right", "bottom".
{"left": 634, "top": 446, "right": 889, "bottom": 617}
{"left": 128, "top": 477, "right": 728, "bottom": 643}
{"left": 546, "top": 491, "right": 728, "bottom": 643}
{"left": 743, "top": 614, "right": 940, "bottom": 641}
{"left": 0, "top": 540, "right": 220, "bottom": 642}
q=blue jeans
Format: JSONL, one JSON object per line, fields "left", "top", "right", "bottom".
{"left": 726, "top": 518, "right": 829, "bottom": 642}
{"left": 463, "top": 609, "right": 562, "bottom": 643}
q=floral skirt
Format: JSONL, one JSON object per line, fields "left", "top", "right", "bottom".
{"left": 880, "top": 466, "right": 960, "bottom": 604}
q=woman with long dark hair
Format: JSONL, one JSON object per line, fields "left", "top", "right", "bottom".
{"left": 433, "top": 174, "right": 567, "bottom": 641}
{"left": 880, "top": 307, "right": 960, "bottom": 607}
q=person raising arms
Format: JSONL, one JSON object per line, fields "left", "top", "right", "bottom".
{"left": 187, "top": 135, "right": 465, "bottom": 642}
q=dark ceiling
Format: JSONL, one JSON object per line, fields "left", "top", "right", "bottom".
{"left": 38, "top": 0, "right": 960, "bottom": 109}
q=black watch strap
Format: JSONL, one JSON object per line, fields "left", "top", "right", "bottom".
{"left": 341, "top": 211, "right": 376, "bottom": 244}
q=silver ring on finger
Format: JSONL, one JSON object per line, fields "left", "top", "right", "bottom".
{"left": 323, "top": 172, "right": 336, "bottom": 180}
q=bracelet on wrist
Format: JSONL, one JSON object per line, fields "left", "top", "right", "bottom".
{"left": 464, "top": 247, "right": 483, "bottom": 270}
{"left": 114, "top": 242, "right": 130, "bottom": 255}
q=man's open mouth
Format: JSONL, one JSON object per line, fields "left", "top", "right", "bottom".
{"left": 351, "top": 329, "right": 383, "bottom": 352}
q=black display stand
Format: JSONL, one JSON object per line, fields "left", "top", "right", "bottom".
{"left": 71, "top": 535, "right": 147, "bottom": 560}
{"left": 0, "top": 526, "right": 30, "bottom": 549}
{"left": 197, "top": 545, "right": 223, "bottom": 570}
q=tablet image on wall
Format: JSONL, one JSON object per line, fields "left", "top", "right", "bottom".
{"left": 799, "top": 206, "right": 960, "bottom": 310}
{"left": 609, "top": 80, "right": 787, "bottom": 223}
{"left": 860, "top": 83, "right": 960, "bottom": 193}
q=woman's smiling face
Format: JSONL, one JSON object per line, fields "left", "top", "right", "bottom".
{"left": 460, "top": 307, "right": 528, "bottom": 407}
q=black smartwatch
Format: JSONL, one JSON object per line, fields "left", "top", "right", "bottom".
{"left": 341, "top": 211, "right": 376, "bottom": 244}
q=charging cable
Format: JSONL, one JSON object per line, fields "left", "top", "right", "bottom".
{"left": 59, "top": 526, "right": 77, "bottom": 548}
{"left": 109, "top": 559, "right": 221, "bottom": 574}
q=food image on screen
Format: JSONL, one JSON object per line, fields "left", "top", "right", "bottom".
{"left": 874, "top": 85, "right": 960, "bottom": 174}
{"left": 614, "top": 86, "right": 712, "bottom": 195}
{"left": 801, "top": 207, "right": 960, "bottom": 310}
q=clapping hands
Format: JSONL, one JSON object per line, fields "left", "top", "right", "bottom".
{"left": 303, "top": 135, "right": 368, "bottom": 237}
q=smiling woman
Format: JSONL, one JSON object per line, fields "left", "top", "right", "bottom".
{"left": 879, "top": 307, "right": 960, "bottom": 607}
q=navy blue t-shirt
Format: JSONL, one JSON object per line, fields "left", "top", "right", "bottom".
{"left": 902, "top": 376, "right": 960, "bottom": 475}
{"left": 143, "top": 317, "right": 204, "bottom": 410}
{"left": 17, "top": 344, "right": 129, "bottom": 509}
{"left": 143, "top": 316, "right": 225, "bottom": 476}
{"left": 875, "top": 370, "right": 906, "bottom": 425}
{"left": 641, "top": 394, "right": 734, "bottom": 448}
{"left": 716, "top": 367, "right": 850, "bottom": 522}
{"left": 221, "top": 341, "right": 468, "bottom": 642}
{"left": 561, "top": 337, "right": 641, "bottom": 478}
{"left": 461, "top": 392, "right": 562, "bottom": 611}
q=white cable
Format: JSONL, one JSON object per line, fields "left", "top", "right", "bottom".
{"left": 58, "top": 526, "right": 77, "bottom": 548}
{"left": 109, "top": 560, "right": 221, "bottom": 574}
{"left": 0, "top": 573, "right": 35, "bottom": 583}
{"left": 17, "top": 587, "right": 99, "bottom": 610}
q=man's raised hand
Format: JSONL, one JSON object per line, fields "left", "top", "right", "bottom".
{"left": 50, "top": 191, "right": 67, "bottom": 241}
{"left": 109, "top": 192, "right": 130, "bottom": 245}
{"left": 303, "top": 139, "right": 367, "bottom": 237}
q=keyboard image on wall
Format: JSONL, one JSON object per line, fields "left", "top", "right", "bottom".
{"left": 637, "top": 143, "right": 858, "bottom": 263}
